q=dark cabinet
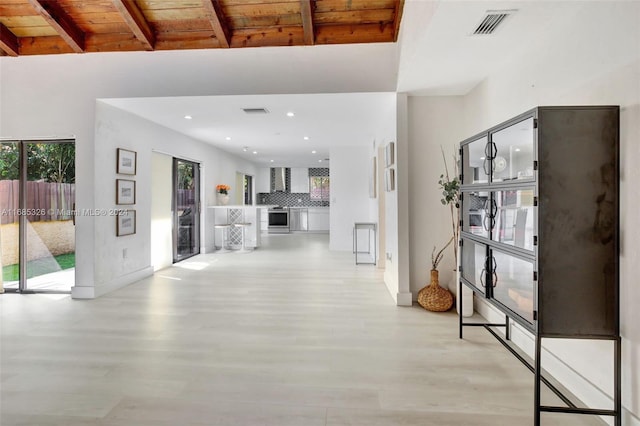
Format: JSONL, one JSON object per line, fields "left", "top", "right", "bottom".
{"left": 458, "top": 106, "right": 621, "bottom": 425}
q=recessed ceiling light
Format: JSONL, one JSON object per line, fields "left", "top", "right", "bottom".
{"left": 225, "top": 136, "right": 231, "bottom": 141}
{"left": 286, "top": 112, "right": 295, "bottom": 117}
{"left": 303, "top": 136, "right": 309, "bottom": 140}
{"left": 253, "top": 151, "right": 258, "bottom": 154}
{"left": 311, "top": 150, "right": 316, "bottom": 154}
{"left": 515, "top": 148, "right": 521, "bottom": 152}
{"left": 270, "top": 160, "right": 274, "bottom": 163}
{"left": 318, "top": 159, "right": 322, "bottom": 163}
{"left": 184, "top": 115, "right": 192, "bottom": 120}
{"left": 242, "top": 147, "right": 248, "bottom": 152}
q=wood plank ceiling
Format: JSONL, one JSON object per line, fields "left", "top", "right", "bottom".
{"left": 0, "top": 0, "right": 405, "bottom": 56}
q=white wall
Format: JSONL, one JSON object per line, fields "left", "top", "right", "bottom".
{"left": 466, "top": 58, "right": 640, "bottom": 426}
{"left": 91, "top": 102, "right": 258, "bottom": 296}
{"left": 150, "top": 152, "right": 173, "bottom": 271}
{"left": 407, "top": 96, "right": 465, "bottom": 297}
{"left": 406, "top": 12, "right": 640, "bottom": 423}
{"left": 329, "top": 146, "right": 370, "bottom": 251}
{"left": 0, "top": 45, "right": 398, "bottom": 297}
{"left": 381, "top": 93, "right": 411, "bottom": 306}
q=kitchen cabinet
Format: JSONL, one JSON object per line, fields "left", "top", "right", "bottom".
{"left": 459, "top": 106, "right": 620, "bottom": 425}
{"left": 256, "top": 168, "right": 270, "bottom": 193}
{"left": 290, "top": 168, "right": 309, "bottom": 193}
{"left": 307, "top": 208, "right": 329, "bottom": 232}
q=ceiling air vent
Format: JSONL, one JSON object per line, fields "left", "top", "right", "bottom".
{"left": 242, "top": 108, "right": 269, "bottom": 114}
{"left": 472, "top": 10, "right": 515, "bottom": 35}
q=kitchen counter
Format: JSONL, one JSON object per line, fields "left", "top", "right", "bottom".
{"left": 208, "top": 205, "right": 263, "bottom": 248}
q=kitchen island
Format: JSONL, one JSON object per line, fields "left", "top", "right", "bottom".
{"left": 208, "top": 205, "right": 269, "bottom": 250}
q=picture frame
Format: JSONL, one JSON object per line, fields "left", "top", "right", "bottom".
{"left": 384, "top": 142, "right": 395, "bottom": 167}
{"left": 116, "top": 179, "right": 136, "bottom": 205}
{"left": 117, "top": 148, "right": 137, "bottom": 175}
{"left": 369, "top": 157, "right": 377, "bottom": 199}
{"left": 116, "top": 210, "right": 136, "bottom": 236}
{"left": 385, "top": 168, "right": 395, "bottom": 192}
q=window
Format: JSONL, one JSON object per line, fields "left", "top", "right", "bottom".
{"left": 244, "top": 174, "right": 253, "bottom": 205}
{"left": 310, "top": 176, "right": 330, "bottom": 201}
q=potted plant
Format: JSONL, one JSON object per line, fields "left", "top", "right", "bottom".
{"left": 438, "top": 146, "right": 473, "bottom": 316}
{"left": 417, "top": 237, "right": 454, "bottom": 311}
{"left": 216, "top": 184, "right": 230, "bottom": 205}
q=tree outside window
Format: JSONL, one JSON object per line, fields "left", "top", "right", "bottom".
{"left": 310, "top": 176, "right": 330, "bottom": 201}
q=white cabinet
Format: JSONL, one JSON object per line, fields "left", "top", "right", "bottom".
{"left": 259, "top": 207, "right": 269, "bottom": 232}
{"left": 257, "top": 168, "right": 270, "bottom": 193}
{"left": 290, "top": 167, "right": 309, "bottom": 193}
{"left": 308, "top": 208, "right": 329, "bottom": 232}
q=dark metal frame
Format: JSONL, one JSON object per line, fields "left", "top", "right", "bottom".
{"left": 457, "top": 106, "right": 622, "bottom": 426}
{"left": 172, "top": 157, "right": 201, "bottom": 263}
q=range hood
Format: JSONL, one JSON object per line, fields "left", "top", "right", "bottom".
{"left": 273, "top": 167, "right": 286, "bottom": 192}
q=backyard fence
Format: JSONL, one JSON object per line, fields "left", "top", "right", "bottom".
{"left": 0, "top": 180, "right": 75, "bottom": 224}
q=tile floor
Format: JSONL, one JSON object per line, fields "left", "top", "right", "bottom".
{"left": 0, "top": 233, "right": 602, "bottom": 425}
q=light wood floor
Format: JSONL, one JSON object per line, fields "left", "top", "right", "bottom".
{"left": 1, "top": 233, "right": 602, "bottom": 425}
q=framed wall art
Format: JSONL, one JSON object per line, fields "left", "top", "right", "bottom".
{"left": 116, "top": 179, "right": 136, "bottom": 205}
{"left": 369, "top": 157, "right": 377, "bottom": 199}
{"left": 116, "top": 210, "right": 136, "bottom": 236}
{"left": 385, "top": 168, "right": 395, "bottom": 192}
{"left": 117, "top": 148, "right": 137, "bottom": 175}
{"left": 384, "top": 142, "right": 395, "bottom": 167}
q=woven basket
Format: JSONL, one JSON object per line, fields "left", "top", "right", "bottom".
{"left": 418, "top": 270, "right": 454, "bottom": 312}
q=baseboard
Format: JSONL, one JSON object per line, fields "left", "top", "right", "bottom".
{"left": 396, "top": 291, "right": 413, "bottom": 306}
{"left": 71, "top": 265, "right": 154, "bottom": 299}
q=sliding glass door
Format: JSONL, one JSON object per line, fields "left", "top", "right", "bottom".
{"left": 173, "top": 158, "right": 200, "bottom": 262}
{"left": 1, "top": 140, "right": 75, "bottom": 293}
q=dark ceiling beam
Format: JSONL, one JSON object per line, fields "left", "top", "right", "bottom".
{"left": 27, "top": 0, "right": 85, "bottom": 53}
{"left": 202, "top": 0, "right": 231, "bottom": 48}
{"left": 112, "top": 0, "right": 155, "bottom": 50}
{"left": 300, "top": 0, "right": 314, "bottom": 45}
{"left": 0, "top": 23, "right": 19, "bottom": 56}
{"left": 393, "top": 0, "right": 405, "bottom": 42}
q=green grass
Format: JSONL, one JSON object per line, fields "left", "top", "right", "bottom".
{"left": 2, "top": 253, "right": 75, "bottom": 282}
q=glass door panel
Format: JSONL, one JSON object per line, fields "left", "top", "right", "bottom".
{"left": 25, "top": 142, "right": 75, "bottom": 292}
{"left": 461, "top": 191, "right": 490, "bottom": 239}
{"left": 491, "top": 249, "right": 535, "bottom": 323}
{"left": 461, "top": 136, "right": 489, "bottom": 185}
{"left": 490, "top": 117, "right": 535, "bottom": 182}
{"left": 493, "top": 189, "right": 536, "bottom": 251}
{"left": 0, "top": 142, "right": 21, "bottom": 290}
{"left": 174, "top": 159, "right": 200, "bottom": 262}
{"left": 460, "top": 239, "right": 488, "bottom": 295}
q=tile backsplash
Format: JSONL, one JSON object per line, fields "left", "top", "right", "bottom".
{"left": 260, "top": 167, "right": 330, "bottom": 207}
{"left": 258, "top": 192, "right": 329, "bottom": 207}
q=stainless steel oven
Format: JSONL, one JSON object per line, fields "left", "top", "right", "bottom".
{"left": 268, "top": 208, "right": 290, "bottom": 233}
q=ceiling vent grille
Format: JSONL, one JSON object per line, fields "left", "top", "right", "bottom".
{"left": 242, "top": 108, "right": 269, "bottom": 114}
{"left": 473, "top": 10, "right": 514, "bottom": 35}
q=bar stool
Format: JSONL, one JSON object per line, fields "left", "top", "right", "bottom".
{"left": 233, "top": 222, "right": 253, "bottom": 252}
{"left": 214, "top": 223, "right": 232, "bottom": 252}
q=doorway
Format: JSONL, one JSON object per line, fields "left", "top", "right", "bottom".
{"left": 173, "top": 158, "right": 200, "bottom": 262}
{"left": 0, "top": 140, "right": 76, "bottom": 293}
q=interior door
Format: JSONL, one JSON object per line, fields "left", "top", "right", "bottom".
{"left": 173, "top": 158, "right": 200, "bottom": 262}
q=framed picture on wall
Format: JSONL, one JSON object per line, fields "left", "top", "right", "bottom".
{"left": 116, "top": 179, "right": 136, "bottom": 205}
{"left": 384, "top": 142, "right": 395, "bottom": 167}
{"left": 369, "top": 157, "right": 377, "bottom": 198}
{"left": 385, "top": 168, "right": 395, "bottom": 192}
{"left": 117, "top": 148, "right": 137, "bottom": 175}
{"left": 116, "top": 210, "right": 136, "bottom": 236}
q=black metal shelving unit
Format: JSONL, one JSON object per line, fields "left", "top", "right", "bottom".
{"left": 457, "top": 106, "right": 621, "bottom": 426}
